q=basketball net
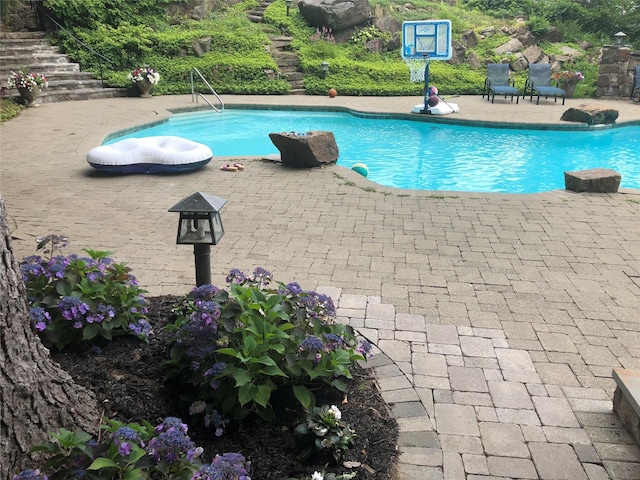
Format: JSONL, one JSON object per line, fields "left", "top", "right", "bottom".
{"left": 404, "top": 58, "right": 427, "bottom": 83}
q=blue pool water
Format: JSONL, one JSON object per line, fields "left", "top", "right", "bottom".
{"left": 108, "top": 109, "right": 640, "bottom": 193}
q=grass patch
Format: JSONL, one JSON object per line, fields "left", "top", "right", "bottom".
{"left": 0, "top": 98, "right": 23, "bottom": 123}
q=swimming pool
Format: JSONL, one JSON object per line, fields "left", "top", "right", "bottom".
{"left": 108, "top": 109, "right": 640, "bottom": 193}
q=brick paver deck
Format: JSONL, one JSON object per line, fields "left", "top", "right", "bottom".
{"left": 2, "top": 94, "right": 640, "bottom": 479}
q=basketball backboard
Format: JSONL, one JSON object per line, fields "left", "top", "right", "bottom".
{"left": 402, "top": 20, "right": 452, "bottom": 61}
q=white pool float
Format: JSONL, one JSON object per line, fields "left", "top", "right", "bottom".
{"left": 411, "top": 102, "right": 460, "bottom": 115}
{"left": 87, "top": 136, "right": 213, "bottom": 174}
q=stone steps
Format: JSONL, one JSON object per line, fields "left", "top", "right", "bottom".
{"left": 269, "top": 36, "right": 306, "bottom": 95}
{"left": 246, "top": 0, "right": 275, "bottom": 23}
{"left": 243, "top": 0, "right": 305, "bottom": 94}
{"left": 613, "top": 369, "right": 640, "bottom": 446}
{"left": 0, "top": 31, "right": 128, "bottom": 103}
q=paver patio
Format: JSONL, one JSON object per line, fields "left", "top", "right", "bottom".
{"left": 2, "top": 94, "right": 640, "bottom": 479}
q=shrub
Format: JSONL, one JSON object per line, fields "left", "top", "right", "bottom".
{"left": 0, "top": 98, "right": 23, "bottom": 123}
{"left": 294, "top": 404, "right": 355, "bottom": 463}
{"left": 166, "top": 268, "right": 372, "bottom": 423}
{"left": 14, "top": 417, "right": 251, "bottom": 480}
{"left": 526, "top": 15, "right": 551, "bottom": 37}
{"left": 20, "top": 237, "right": 151, "bottom": 352}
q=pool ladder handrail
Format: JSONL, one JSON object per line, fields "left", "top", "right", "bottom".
{"left": 190, "top": 68, "right": 224, "bottom": 112}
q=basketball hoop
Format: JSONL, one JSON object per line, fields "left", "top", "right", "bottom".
{"left": 404, "top": 57, "right": 427, "bottom": 83}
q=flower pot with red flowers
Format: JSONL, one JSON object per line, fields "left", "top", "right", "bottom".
{"left": 552, "top": 70, "right": 584, "bottom": 98}
{"left": 128, "top": 67, "right": 160, "bottom": 97}
{"left": 8, "top": 71, "right": 48, "bottom": 106}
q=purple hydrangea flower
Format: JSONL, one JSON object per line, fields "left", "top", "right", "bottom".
{"left": 250, "top": 267, "right": 272, "bottom": 287}
{"left": 190, "top": 301, "right": 221, "bottom": 326}
{"left": 191, "top": 284, "right": 219, "bottom": 301}
{"left": 299, "top": 336, "right": 324, "bottom": 352}
{"left": 13, "top": 469, "right": 48, "bottom": 480}
{"left": 204, "top": 410, "right": 228, "bottom": 437}
{"left": 128, "top": 319, "right": 152, "bottom": 338}
{"left": 155, "top": 417, "right": 189, "bottom": 434}
{"left": 357, "top": 339, "right": 373, "bottom": 357}
{"left": 176, "top": 318, "right": 220, "bottom": 359}
{"left": 322, "top": 333, "right": 345, "bottom": 350}
{"left": 147, "top": 418, "right": 195, "bottom": 463}
{"left": 226, "top": 269, "right": 247, "bottom": 284}
{"left": 46, "top": 255, "right": 71, "bottom": 279}
{"left": 284, "top": 282, "right": 303, "bottom": 295}
{"left": 57, "top": 296, "right": 90, "bottom": 322}
{"left": 86, "top": 270, "right": 105, "bottom": 282}
{"left": 195, "top": 454, "right": 251, "bottom": 479}
{"left": 20, "top": 255, "right": 46, "bottom": 281}
{"left": 29, "top": 307, "right": 51, "bottom": 332}
{"left": 211, "top": 452, "right": 251, "bottom": 480}
{"left": 86, "top": 303, "right": 115, "bottom": 324}
{"left": 191, "top": 463, "right": 224, "bottom": 480}
{"left": 110, "top": 426, "right": 141, "bottom": 456}
{"left": 204, "top": 362, "right": 226, "bottom": 377}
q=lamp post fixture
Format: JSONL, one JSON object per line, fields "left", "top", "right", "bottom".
{"left": 614, "top": 31, "right": 627, "bottom": 46}
{"left": 169, "top": 192, "right": 227, "bottom": 287}
{"left": 286, "top": 0, "right": 292, "bottom": 16}
{"left": 321, "top": 61, "right": 329, "bottom": 78}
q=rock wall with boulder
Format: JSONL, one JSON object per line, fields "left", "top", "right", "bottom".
{"left": 297, "top": 0, "right": 370, "bottom": 31}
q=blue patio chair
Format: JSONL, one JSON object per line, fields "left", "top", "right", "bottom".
{"left": 631, "top": 65, "right": 640, "bottom": 102}
{"left": 482, "top": 63, "right": 520, "bottom": 104}
{"left": 524, "top": 64, "right": 566, "bottom": 105}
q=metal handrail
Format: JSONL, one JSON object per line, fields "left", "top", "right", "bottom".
{"left": 191, "top": 68, "right": 224, "bottom": 112}
{"left": 30, "top": 0, "right": 115, "bottom": 88}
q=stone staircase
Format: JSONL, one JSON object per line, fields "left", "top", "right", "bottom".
{"left": 0, "top": 31, "right": 127, "bottom": 104}
{"left": 246, "top": 0, "right": 275, "bottom": 23}
{"left": 270, "top": 36, "right": 306, "bottom": 95}
{"left": 246, "top": 1, "right": 306, "bottom": 95}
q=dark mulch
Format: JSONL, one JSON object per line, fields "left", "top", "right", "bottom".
{"left": 52, "top": 296, "right": 399, "bottom": 480}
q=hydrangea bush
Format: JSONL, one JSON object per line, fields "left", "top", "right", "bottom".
{"left": 20, "top": 247, "right": 151, "bottom": 351}
{"left": 167, "top": 268, "right": 372, "bottom": 423}
{"left": 14, "top": 417, "right": 251, "bottom": 480}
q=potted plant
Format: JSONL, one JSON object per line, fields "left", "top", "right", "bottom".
{"left": 8, "top": 71, "right": 48, "bottom": 106}
{"left": 552, "top": 70, "right": 584, "bottom": 98}
{"left": 128, "top": 67, "right": 160, "bottom": 97}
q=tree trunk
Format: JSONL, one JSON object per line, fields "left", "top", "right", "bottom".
{"left": 0, "top": 198, "right": 99, "bottom": 478}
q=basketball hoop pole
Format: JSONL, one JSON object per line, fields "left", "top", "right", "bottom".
{"left": 422, "top": 55, "right": 430, "bottom": 114}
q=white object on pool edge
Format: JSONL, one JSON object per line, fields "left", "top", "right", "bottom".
{"left": 87, "top": 136, "right": 213, "bottom": 173}
{"left": 411, "top": 102, "right": 460, "bottom": 115}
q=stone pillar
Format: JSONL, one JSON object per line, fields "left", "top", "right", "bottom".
{"left": 596, "top": 45, "right": 640, "bottom": 98}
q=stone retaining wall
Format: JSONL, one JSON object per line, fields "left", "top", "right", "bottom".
{"left": 597, "top": 46, "right": 640, "bottom": 99}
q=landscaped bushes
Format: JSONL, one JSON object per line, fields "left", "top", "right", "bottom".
{"left": 17, "top": 247, "right": 371, "bottom": 479}
{"left": 37, "top": 0, "right": 635, "bottom": 98}
{"left": 48, "top": 10, "right": 290, "bottom": 95}
{"left": 166, "top": 268, "right": 372, "bottom": 423}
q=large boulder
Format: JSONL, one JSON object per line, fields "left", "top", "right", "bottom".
{"left": 192, "top": 37, "right": 212, "bottom": 57}
{"left": 522, "top": 45, "right": 545, "bottom": 64}
{"left": 560, "top": 104, "right": 619, "bottom": 125}
{"left": 495, "top": 38, "right": 523, "bottom": 55}
{"left": 268, "top": 131, "right": 339, "bottom": 168}
{"left": 564, "top": 168, "right": 621, "bottom": 193}
{"left": 460, "top": 29, "right": 479, "bottom": 47}
{"left": 297, "top": 0, "right": 370, "bottom": 31}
